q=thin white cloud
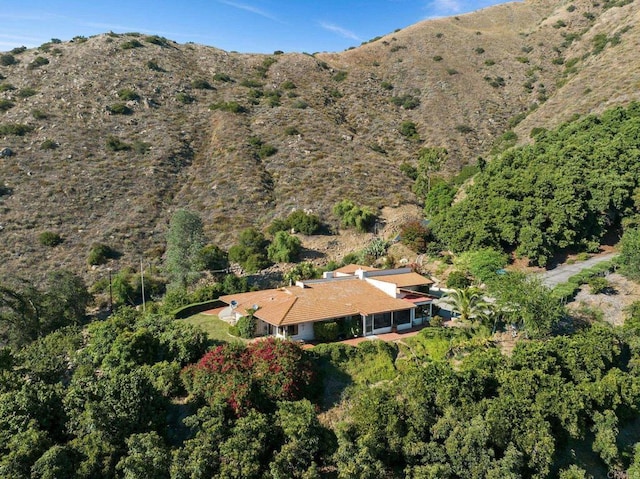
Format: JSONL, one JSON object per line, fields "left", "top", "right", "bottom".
{"left": 0, "top": 33, "right": 43, "bottom": 43}
{"left": 218, "top": 0, "right": 282, "bottom": 22}
{"left": 426, "top": 0, "right": 464, "bottom": 16}
{"left": 319, "top": 22, "right": 361, "bottom": 41}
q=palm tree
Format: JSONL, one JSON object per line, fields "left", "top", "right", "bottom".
{"left": 441, "top": 287, "right": 492, "bottom": 325}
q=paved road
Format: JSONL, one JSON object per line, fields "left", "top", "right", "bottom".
{"left": 538, "top": 252, "right": 618, "bottom": 288}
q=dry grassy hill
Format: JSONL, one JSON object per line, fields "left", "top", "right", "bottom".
{"left": 0, "top": 0, "right": 638, "bottom": 283}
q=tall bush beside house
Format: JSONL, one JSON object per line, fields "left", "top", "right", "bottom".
{"left": 267, "top": 231, "right": 301, "bottom": 263}
{"left": 313, "top": 322, "right": 339, "bottom": 342}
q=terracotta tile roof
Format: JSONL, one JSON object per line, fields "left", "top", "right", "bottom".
{"left": 368, "top": 272, "right": 433, "bottom": 287}
{"left": 220, "top": 277, "right": 413, "bottom": 326}
{"left": 332, "top": 264, "right": 379, "bottom": 274}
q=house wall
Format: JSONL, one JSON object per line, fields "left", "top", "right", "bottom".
{"left": 364, "top": 278, "right": 398, "bottom": 297}
{"left": 272, "top": 322, "right": 315, "bottom": 342}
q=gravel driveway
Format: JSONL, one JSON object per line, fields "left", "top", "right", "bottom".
{"left": 538, "top": 252, "right": 618, "bottom": 288}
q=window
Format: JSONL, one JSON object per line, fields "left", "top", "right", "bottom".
{"left": 395, "top": 309, "right": 411, "bottom": 325}
{"left": 285, "top": 324, "right": 299, "bottom": 336}
{"left": 373, "top": 312, "right": 392, "bottom": 330}
{"left": 416, "top": 304, "right": 430, "bottom": 319}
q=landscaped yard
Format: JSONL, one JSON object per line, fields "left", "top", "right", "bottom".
{"left": 183, "top": 313, "right": 245, "bottom": 344}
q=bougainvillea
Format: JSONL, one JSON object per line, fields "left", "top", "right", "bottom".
{"left": 181, "top": 338, "right": 315, "bottom": 415}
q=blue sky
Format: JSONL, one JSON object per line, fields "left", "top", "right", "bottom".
{"left": 1, "top": 0, "right": 512, "bottom": 54}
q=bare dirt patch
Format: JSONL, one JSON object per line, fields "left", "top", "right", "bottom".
{"left": 567, "top": 273, "right": 640, "bottom": 326}
{"left": 299, "top": 204, "right": 424, "bottom": 265}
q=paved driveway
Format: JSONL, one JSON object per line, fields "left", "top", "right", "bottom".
{"left": 538, "top": 252, "right": 618, "bottom": 288}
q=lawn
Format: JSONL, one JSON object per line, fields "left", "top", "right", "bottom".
{"left": 183, "top": 313, "right": 244, "bottom": 344}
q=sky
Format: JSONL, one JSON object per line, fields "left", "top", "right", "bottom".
{"left": 1, "top": 0, "right": 513, "bottom": 54}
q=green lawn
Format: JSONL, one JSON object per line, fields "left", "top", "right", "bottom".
{"left": 183, "top": 313, "right": 244, "bottom": 344}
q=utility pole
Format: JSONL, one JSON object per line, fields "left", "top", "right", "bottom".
{"left": 140, "top": 258, "right": 146, "bottom": 313}
{"left": 108, "top": 268, "right": 113, "bottom": 313}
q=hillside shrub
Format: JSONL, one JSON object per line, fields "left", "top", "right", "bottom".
{"left": 0, "top": 99, "right": 14, "bottom": 112}
{"left": 332, "top": 71, "right": 348, "bottom": 82}
{"left": 40, "top": 139, "right": 59, "bottom": 150}
{"left": 191, "top": 79, "right": 213, "bottom": 90}
{"left": 474, "top": 47, "right": 485, "bottom": 54}
{"left": 400, "top": 121, "right": 419, "bottom": 140}
{"left": 333, "top": 199, "right": 376, "bottom": 233}
{"left": 287, "top": 210, "right": 321, "bottom": 235}
{"left": 390, "top": 94, "right": 420, "bottom": 109}
{"left": 209, "top": 101, "right": 246, "bottom": 113}
{"left": 0, "top": 123, "right": 34, "bottom": 136}
{"left": 106, "top": 136, "right": 132, "bottom": 151}
{"left": 0, "top": 83, "right": 16, "bottom": 92}
{"left": 213, "top": 73, "right": 232, "bottom": 82}
{"left": 87, "top": 243, "right": 118, "bottom": 265}
{"left": 284, "top": 126, "right": 300, "bottom": 136}
{"left": 132, "top": 140, "right": 151, "bottom": 154}
{"left": 107, "top": 103, "right": 133, "bottom": 115}
{"left": 432, "top": 55, "right": 443, "bottom": 62}
{"left": 121, "top": 39, "right": 143, "bottom": 49}
{"left": 146, "top": 60, "right": 163, "bottom": 71}
{"left": 117, "top": 89, "right": 140, "bottom": 101}
{"left": 228, "top": 227, "right": 269, "bottom": 273}
{"left": 17, "top": 87, "right": 37, "bottom": 98}
{"left": 0, "top": 54, "right": 16, "bottom": 66}
{"left": 280, "top": 80, "right": 296, "bottom": 89}
{"left": 144, "top": 35, "right": 170, "bottom": 46}
{"left": 38, "top": 231, "right": 63, "bottom": 247}
{"left": 400, "top": 221, "right": 432, "bottom": 253}
{"left": 31, "top": 109, "right": 48, "bottom": 119}
{"left": 176, "top": 92, "right": 195, "bottom": 104}
{"left": 28, "top": 56, "right": 49, "bottom": 69}
{"left": 292, "top": 99, "right": 308, "bottom": 109}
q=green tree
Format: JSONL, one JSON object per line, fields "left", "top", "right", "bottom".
{"left": 197, "top": 244, "right": 228, "bottom": 272}
{"left": 165, "top": 210, "right": 206, "bottom": 288}
{"left": 218, "top": 410, "right": 272, "bottom": 479}
{"left": 31, "top": 445, "right": 80, "bottom": 479}
{"left": 490, "top": 273, "right": 564, "bottom": 338}
{"left": 228, "top": 228, "right": 269, "bottom": 273}
{"left": 268, "top": 231, "right": 302, "bottom": 263}
{"left": 619, "top": 227, "right": 640, "bottom": 281}
{"left": 116, "top": 432, "right": 170, "bottom": 479}
{"left": 454, "top": 248, "right": 508, "bottom": 284}
{"left": 413, "top": 147, "right": 448, "bottom": 198}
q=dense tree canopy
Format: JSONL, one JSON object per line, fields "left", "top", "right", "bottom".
{"left": 429, "top": 103, "right": 640, "bottom": 265}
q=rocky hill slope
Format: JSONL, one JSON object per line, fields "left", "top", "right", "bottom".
{"left": 0, "top": 0, "right": 638, "bottom": 282}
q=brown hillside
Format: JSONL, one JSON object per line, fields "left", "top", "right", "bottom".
{"left": 0, "top": 0, "right": 638, "bottom": 283}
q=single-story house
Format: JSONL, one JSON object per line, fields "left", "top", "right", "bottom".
{"left": 218, "top": 265, "right": 435, "bottom": 341}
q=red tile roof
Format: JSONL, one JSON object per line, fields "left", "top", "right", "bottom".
{"left": 220, "top": 277, "right": 414, "bottom": 326}
{"left": 332, "top": 264, "right": 379, "bottom": 274}
{"left": 367, "top": 272, "right": 434, "bottom": 287}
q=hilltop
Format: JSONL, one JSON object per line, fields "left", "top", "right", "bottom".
{"left": 0, "top": 0, "right": 638, "bottom": 282}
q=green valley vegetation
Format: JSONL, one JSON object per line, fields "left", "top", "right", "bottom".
{"left": 428, "top": 103, "right": 640, "bottom": 266}
{"left": 1, "top": 297, "right": 640, "bottom": 477}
